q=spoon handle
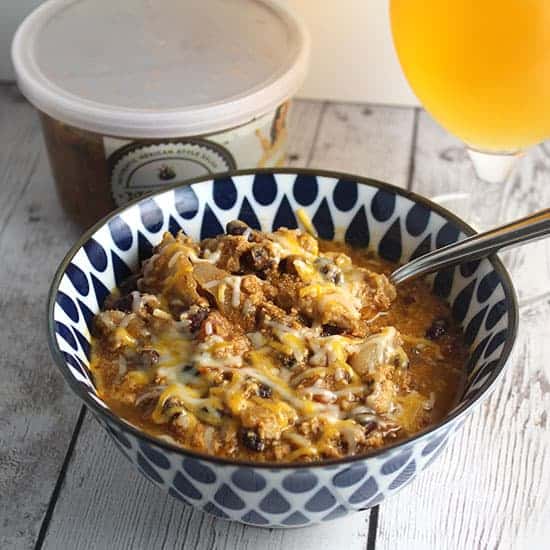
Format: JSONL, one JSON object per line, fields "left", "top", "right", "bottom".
{"left": 390, "top": 208, "right": 550, "bottom": 285}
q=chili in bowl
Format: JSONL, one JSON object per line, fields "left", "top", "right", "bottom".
{"left": 47, "top": 169, "right": 518, "bottom": 527}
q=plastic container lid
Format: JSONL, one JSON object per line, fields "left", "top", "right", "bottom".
{"left": 12, "top": 0, "right": 310, "bottom": 138}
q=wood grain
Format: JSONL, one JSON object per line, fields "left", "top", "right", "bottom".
{"left": 0, "top": 85, "right": 83, "bottom": 549}
{"left": 39, "top": 100, "right": 417, "bottom": 549}
{"left": 308, "top": 102, "right": 416, "bottom": 189}
{"left": 0, "top": 85, "right": 42, "bottom": 235}
{"left": 376, "top": 111, "right": 550, "bottom": 550}
{"left": 286, "top": 100, "right": 325, "bottom": 167}
{"left": 41, "top": 414, "right": 371, "bottom": 550}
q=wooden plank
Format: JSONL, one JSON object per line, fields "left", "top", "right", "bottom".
{"left": 376, "top": 110, "right": 550, "bottom": 550}
{"left": 309, "top": 102, "right": 416, "bottom": 189}
{"left": 41, "top": 414, "right": 371, "bottom": 550}
{"left": 0, "top": 85, "right": 84, "bottom": 549}
{"left": 286, "top": 100, "right": 325, "bottom": 167}
{"left": 40, "top": 100, "right": 417, "bottom": 549}
{"left": 0, "top": 85, "right": 43, "bottom": 234}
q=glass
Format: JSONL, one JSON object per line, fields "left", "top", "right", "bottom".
{"left": 390, "top": 0, "right": 550, "bottom": 226}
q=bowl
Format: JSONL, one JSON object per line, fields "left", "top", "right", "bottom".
{"left": 47, "top": 168, "right": 518, "bottom": 527}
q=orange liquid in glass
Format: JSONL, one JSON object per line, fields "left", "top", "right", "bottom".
{"left": 390, "top": 0, "right": 550, "bottom": 152}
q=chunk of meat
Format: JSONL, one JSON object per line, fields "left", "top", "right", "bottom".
{"left": 256, "top": 301, "right": 304, "bottom": 331}
{"left": 298, "top": 285, "right": 362, "bottom": 330}
{"left": 201, "top": 227, "right": 282, "bottom": 275}
{"left": 226, "top": 220, "right": 250, "bottom": 236}
{"left": 139, "top": 232, "right": 205, "bottom": 309}
{"left": 240, "top": 401, "right": 297, "bottom": 441}
{"left": 194, "top": 311, "right": 250, "bottom": 362}
{"left": 193, "top": 269, "right": 274, "bottom": 332}
{"left": 196, "top": 310, "right": 235, "bottom": 340}
{"left": 270, "top": 271, "right": 303, "bottom": 312}
{"left": 93, "top": 310, "right": 147, "bottom": 351}
{"left": 350, "top": 327, "right": 408, "bottom": 377}
{"left": 364, "top": 365, "right": 398, "bottom": 414}
{"left": 364, "top": 271, "right": 397, "bottom": 310}
{"left": 192, "top": 263, "right": 230, "bottom": 293}
{"left": 350, "top": 327, "right": 410, "bottom": 415}
{"left": 105, "top": 291, "right": 160, "bottom": 317}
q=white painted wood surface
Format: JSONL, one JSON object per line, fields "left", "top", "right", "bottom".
{"left": 0, "top": 84, "right": 83, "bottom": 550}
{"left": 40, "top": 413, "right": 372, "bottom": 550}
{"left": 1, "top": 90, "right": 549, "bottom": 549}
{"left": 307, "top": 103, "right": 415, "bottom": 187}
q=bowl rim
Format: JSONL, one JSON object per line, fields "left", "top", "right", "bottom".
{"left": 47, "top": 167, "right": 519, "bottom": 469}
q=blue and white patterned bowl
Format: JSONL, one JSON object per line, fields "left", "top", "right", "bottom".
{"left": 47, "top": 169, "right": 518, "bottom": 527}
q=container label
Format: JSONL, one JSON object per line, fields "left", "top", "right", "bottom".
{"left": 105, "top": 138, "right": 237, "bottom": 206}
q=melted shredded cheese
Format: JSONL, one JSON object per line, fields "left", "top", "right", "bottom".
{"left": 296, "top": 208, "right": 317, "bottom": 237}
{"left": 89, "top": 226, "right": 458, "bottom": 462}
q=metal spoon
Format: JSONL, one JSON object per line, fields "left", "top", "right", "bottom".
{"left": 390, "top": 208, "right": 550, "bottom": 285}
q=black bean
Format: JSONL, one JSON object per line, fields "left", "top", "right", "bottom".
{"left": 110, "top": 294, "right": 133, "bottom": 313}
{"left": 162, "top": 397, "right": 183, "bottom": 412}
{"left": 258, "top": 384, "right": 272, "bottom": 399}
{"left": 119, "top": 273, "right": 140, "bottom": 295}
{"left": 140, "top": 349, "right": 159, "bottom": 368}
{"left": 226, "top": 220, "right": 249, "bottom": 236}
{"left": 182, "top": 364, "right": 198, "bottom": 375}
{"left": 297, "top": 314, "right": 313, "bottom": 328}
{"left": 426, "top": 318, "right": 449, "bottom": 340}
{"left": 363, "top": 421, "right": 377, "bottom": 435}
{"left": 321, "top": 324, "right": 344, "bottom": 337}
{"left": 315, "top": 259, "right": 343, "bottom": 285}
{"left": 240, "top": 429, "right": 265, "bottom": 452}
{"left": 401, "top": 294, "right": 416, "bottom": 306}
{"left": 277, "top": 257, "right": 298, "bottom": 275}
{"left": 189, "top": 307, "right": 210, "bottom": 332}
{"left": 321, "top": 264, "right": 343, "bottom": 285}
{"left": 354, "top": 414, "right": 378, "bottom": 433}
{"left": 280, "top": 354, "right": 297, "bottom": 369}
{"left": 242, "top": 246, "right": 273, "bottom": 272}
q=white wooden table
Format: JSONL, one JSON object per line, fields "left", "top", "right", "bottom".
{"left": 2, "top": 84, "right": 550, "bottom": 550}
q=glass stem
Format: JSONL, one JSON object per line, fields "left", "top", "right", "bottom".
{"left": 467, "top": 148, "right": 521, "bottom": 184}
{"left": 430, "top": 148, "right": 520, "bottom": 231}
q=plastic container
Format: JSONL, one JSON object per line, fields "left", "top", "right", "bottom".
{"left": 12, "top": 0, "right": 309, "bottom": 228}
